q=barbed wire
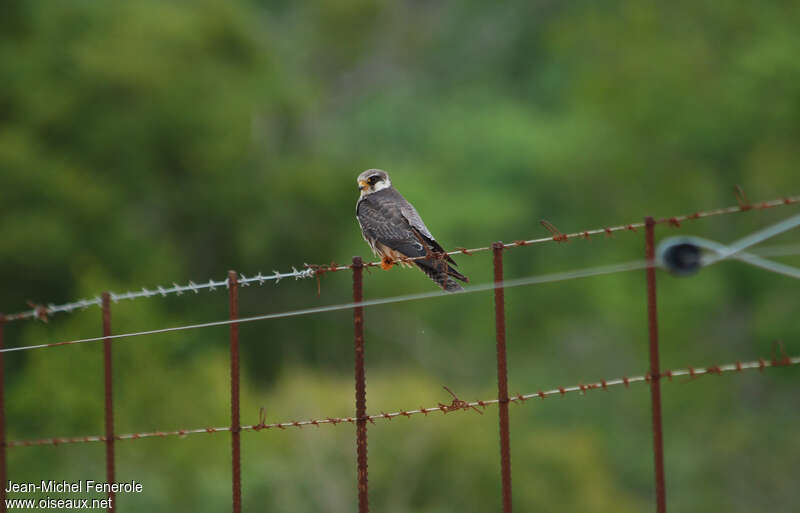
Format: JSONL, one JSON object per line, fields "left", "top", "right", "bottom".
{"left": 5, "top": 207, "right": 800, "bottom": 355}
{"left": 0, "top": 259, "right": 651, "bottom": 353}
{"left": 4, "top": 193, "right": 798, "bottom": 323}
{"left": 6, "top": 353, "right": 796, "bottom": 448}
{"left": 1, "top": 268, "right": 317, "bottom": 322}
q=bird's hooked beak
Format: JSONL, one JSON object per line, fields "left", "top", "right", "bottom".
{"left": 358, "top": 180, "right": 368, "bottom": 191}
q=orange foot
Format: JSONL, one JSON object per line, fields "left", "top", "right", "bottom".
{"left": 381, "top": 256, "right": 394, "bottom": 270}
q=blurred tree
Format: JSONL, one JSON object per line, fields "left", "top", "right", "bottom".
{"left": 0, "top": 0, "right": 798, "bottom": 511}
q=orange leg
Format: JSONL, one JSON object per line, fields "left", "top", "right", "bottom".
{"left": 381, "top": 256, "right": 394, "bottom": 270}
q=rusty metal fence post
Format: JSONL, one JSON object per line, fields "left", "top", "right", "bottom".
{"left": 492, "top": 242, "right": 513, "bottom": 513}
{"left": 101, "top": 294, "right": 116, "bottom": 512}
{"left": 352, "top": 256, "right": 368, "bottom": 513}
{"left": 645, "top": 217, "right": 667, "bottom": 513}
{"left": 0, "top": 315, "right": 6, "bottom": 513}
{"left": 228, "top": 271, "right": 242, "bottom": 513}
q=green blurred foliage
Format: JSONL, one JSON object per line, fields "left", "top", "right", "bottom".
{"left": 1, "top": 0, "right": 798, "bottom": 511}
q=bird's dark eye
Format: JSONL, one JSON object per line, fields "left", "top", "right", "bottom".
{"left": 368, "top": 175, "right": 381, "bottom": 185}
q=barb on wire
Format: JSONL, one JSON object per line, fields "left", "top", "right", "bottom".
{"left": 734, "top": 185, "right": 751, "bottom": 211}
{"left": 6, "top": 354, "right": 797, "bottom": 448}
{"left": 4, "top": 194, "right": 798, "bottom": 323}
{"left": 540, "top": 220, "right": 568, "bottom": 242}
{"left": 440, "top": 385, "right": 484, "bottom": 415}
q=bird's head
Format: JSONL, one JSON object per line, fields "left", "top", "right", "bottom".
{"left": 357, "top": 169, "right": 391, "bottom": 196}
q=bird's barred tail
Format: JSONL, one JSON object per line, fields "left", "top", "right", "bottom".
{"left": 415, "top": 261, "right": 468, "bottom": 292}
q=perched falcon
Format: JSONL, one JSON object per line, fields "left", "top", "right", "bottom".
{"left": 355, "top": 169, "right": 468, "bottom": 292}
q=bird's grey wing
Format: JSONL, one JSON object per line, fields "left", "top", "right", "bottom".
{"left": 397, "top": 201, "right": 434, "bottom": 240}
{"left": 357, "top": 195, "right": 425, "bottom": 257}
{"left": 391, "top": 192, "right": 457, "bottom": 265}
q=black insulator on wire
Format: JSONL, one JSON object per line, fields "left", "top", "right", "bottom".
{"left": 658, "top": 239, "right": 702, "bottom": 276}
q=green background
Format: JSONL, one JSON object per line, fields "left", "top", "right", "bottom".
{"left": 1, "top": 1, "right": 798, "bottom": 511}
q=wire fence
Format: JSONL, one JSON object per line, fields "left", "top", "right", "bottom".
{"left": 4, "top": 194, "right": 798, "bottom": 323}
{"left": 4, "top": 354, "right": 796, "bottom": 448}
{"left": 1, "top": 192, "right": 799, "bottom": 513}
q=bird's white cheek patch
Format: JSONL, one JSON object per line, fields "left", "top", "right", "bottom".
{"left": 372, "top": 180, "right": 391, "bottom": 192}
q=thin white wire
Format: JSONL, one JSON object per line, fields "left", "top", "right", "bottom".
{"left": 750, "top": 242, "right": 800, "bottom": 258}
{"left": 706, "top": 240, "right": 800, "bottom": 279}
{"left": 0, "top": 259, "right": 650, "bottom": 353}
{"left": 704, "top": 213, "right": 800, "bottom": 264}
{"left": 660, "top": 237, "right": 800, "bottom": 279}
{"left": 657, "top": 213, "right": 800, "bottom": 278}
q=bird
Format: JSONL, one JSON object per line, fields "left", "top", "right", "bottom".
{"left": 355, "top": 169, "right": 468, "bottom": 292}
